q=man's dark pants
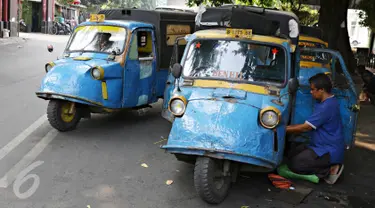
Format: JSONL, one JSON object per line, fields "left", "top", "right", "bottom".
{"left": 287, "top": 144, "right": 331, "bottom": 178}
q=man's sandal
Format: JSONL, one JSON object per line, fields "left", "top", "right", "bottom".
{"left": 324, "top": 164, "right": 344, "bottom": 185}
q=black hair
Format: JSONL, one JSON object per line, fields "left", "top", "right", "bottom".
{"left": 309, "top": 73, "right": 332, "bottom": 93}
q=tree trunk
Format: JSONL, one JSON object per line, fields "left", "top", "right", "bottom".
{"left": 337, "top": 6, "right": 357, "bottom": 75}
{"left": 318, "top": 0, "right": 356, "bottom": 74}
{"left": 369, "top": 31, "right": 375, "bottom": 55}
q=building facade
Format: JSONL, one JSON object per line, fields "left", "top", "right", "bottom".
{"left": 0, "top": 0, "right": 20, "bottom": 37}
{"left": 0, "top": 0, "right": 84, "bottom": 38}
{"left": 347, "top": 9, "right": 372, "bottom": 49}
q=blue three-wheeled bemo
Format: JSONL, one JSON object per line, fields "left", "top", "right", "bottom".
{"left": 36, "top": 9, "right": 195, "bottom": 131}
{"left": 161, "top": 5, "right": 360, "bottom": 204}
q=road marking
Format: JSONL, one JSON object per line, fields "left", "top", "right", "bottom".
{"left": 0, "top": 114, "right": 47, "bottom": 162}
{"left": 13, "top": 160, "right": 44, "bottom": 199}
{"left": 154, "top": 138, "right": 167, "bottom": 144}
{"left": 0, "top": 129, "right": 58, "bottom": 188}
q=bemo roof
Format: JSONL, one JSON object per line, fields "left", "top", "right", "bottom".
{"left": 191, "top": 29, "right": 295, "bottom": 52}
{"left": 195, "top": 5, "right": 300, "bottom": 47}
{"left": 79, "top": 19, "right": 155, "bottom": 31}
{"left": 299, "top": 26, "right": 328, "bottom": 47}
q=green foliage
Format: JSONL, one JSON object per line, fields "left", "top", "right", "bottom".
{"left": 252, "top": 0, "right": 275, "bottom": 7}
{"left": 56, "top": 0, "right": 72, "bottom": 6}
{"left": 279, "top": 0, "right": 319, "bottom": 26}
{"left": 357, "top": 0, "right": 375, "bottom": 30}
{"left": 21, "top": 0, "right": 32, "bottom": 25}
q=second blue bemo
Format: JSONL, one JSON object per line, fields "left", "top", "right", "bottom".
{"left": 36, "top": 9, "right": 195, "bottom": 131}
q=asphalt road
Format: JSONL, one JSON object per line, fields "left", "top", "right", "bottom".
{"left": 0, "top": 33, "right": 374, "bottom": 208}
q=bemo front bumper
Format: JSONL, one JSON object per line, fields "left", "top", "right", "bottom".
{"left": 162, "top": 99, "right": 284, "bottom": 169}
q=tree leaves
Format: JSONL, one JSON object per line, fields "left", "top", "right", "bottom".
{"left": 357, "top": 0, "right": 375, "bottom": 30}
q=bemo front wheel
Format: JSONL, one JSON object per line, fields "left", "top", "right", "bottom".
{"left": 47, "top": 100, "right": 82, "bottom": 132}
{"left": 194, "top": 157, "right": 232, "bottom": 204}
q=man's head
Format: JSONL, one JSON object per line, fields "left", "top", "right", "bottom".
{"left": 309, "top": 73, "right": 332, "bottom": 101}
{"left": 100, "top": 33, "right": 111, "bottom": 41}
{"left": 99, "top": 33, "right": 111, "bottom": 46}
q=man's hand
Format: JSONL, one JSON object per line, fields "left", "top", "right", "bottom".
{"left": 286, "top": 122, "right": 313, "bottom": 134}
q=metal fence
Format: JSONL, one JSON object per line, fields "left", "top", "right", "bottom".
{"left": 366, "top": 54, "right": 375, "bottom": 70}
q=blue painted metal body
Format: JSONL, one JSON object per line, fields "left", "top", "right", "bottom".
{"left": 163, "top": 88, "right": 291, "bottom": 169}
{"left": 36, "top": 20, "right": 169, "bottom": 109}
{"left": 161, "top": 33, "right": 295, "bottom": 170}
{"left": 298, "top": 66, "right": 330, "bottom": 86}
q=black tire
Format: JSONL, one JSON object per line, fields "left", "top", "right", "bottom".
{"left": 194, "top": 157, "right": 231, "bottom": 204}
{"left": 52, "top": 26, "right": 58, "bottom": 35}
{"left": 47, "top": 100, "right": 82, "bottom": 132}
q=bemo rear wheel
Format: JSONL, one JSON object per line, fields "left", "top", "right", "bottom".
{"left": 194, "top": 157, "right": 231, "bottom": 204}
{"left": 47, "top": 100, "right": 82, "bottom": 132}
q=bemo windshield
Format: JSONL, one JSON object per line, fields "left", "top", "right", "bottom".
{"left": 182, "top": 39, "right": 287, "bottom": 85}
{"left": 66, "top": 25, "right": 127, "bottom": 54}
{"left": 299, "top": 41, "right": 331, "bottom": 64}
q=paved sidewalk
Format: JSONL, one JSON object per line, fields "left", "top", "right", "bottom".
{"left": 0, "top": 36, "right": 27, "bottom": 46}
{"left": 18, "top": 32, "right": 69, "bottom": 43}
{"left": 0, "top": 32, "right": 70, "bottom": 47}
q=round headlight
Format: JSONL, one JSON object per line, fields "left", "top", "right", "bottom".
{"left": 90, "top": 67, "right": 104, "bottom": 80}
{"left": 92, "top": 68, "right": 101, "bottom": 79}
{"left": 169, "top": 98, "right": 186, "bottom": 116}
{"left": 260, "top": 108, "right": 280, "bottom": 129}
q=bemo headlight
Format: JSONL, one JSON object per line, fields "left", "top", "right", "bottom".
{"left": 90, "top": 66, "right": 104, "bottom": 80}
{"left": 168, "top": 96, "right": 187, "bottom": 117}
{"left": 45, "top": 62, "right": 55, "bottom": 73}
{"left": 259, "top": 107, "right": 281, "bottom": 129}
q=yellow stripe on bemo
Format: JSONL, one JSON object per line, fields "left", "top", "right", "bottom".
{"left": 102, "top": 81, "right": 108, "bottom": 100}
{"left": 192, "top": 80, "right": 270, "bottom": 95}
{"left": 75, "top": 25, "right": 125, "bottom": 33}
{"left": 300, "top": 61, "right": 330, "bottom": 69}
{"left": 73, "top": 56, "right": 92, "bottom": 61}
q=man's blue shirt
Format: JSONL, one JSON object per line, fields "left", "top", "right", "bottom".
{"left": 305, "top": 96, "right": 345, "bottom": 164}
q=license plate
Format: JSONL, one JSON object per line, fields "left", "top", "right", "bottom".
{"left": 226, "top": 28, "right": 252, "bottom": 39}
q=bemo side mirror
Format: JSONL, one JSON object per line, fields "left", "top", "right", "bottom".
{"left": 288, "top": 78, "right": 299, "bottom": 94}
{"left": 172, "top": 63, "right": 183, "bottom": 78}
{"left": 47, "top": 44, "right": 54, "bottom": 53}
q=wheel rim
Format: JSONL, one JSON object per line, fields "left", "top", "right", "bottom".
{"left": 60, "top": 102, "right": 76, "bottom": 123}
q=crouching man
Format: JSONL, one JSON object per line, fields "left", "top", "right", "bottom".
{"left": 286, "top": 73, "right": 345, "bottom": 184}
